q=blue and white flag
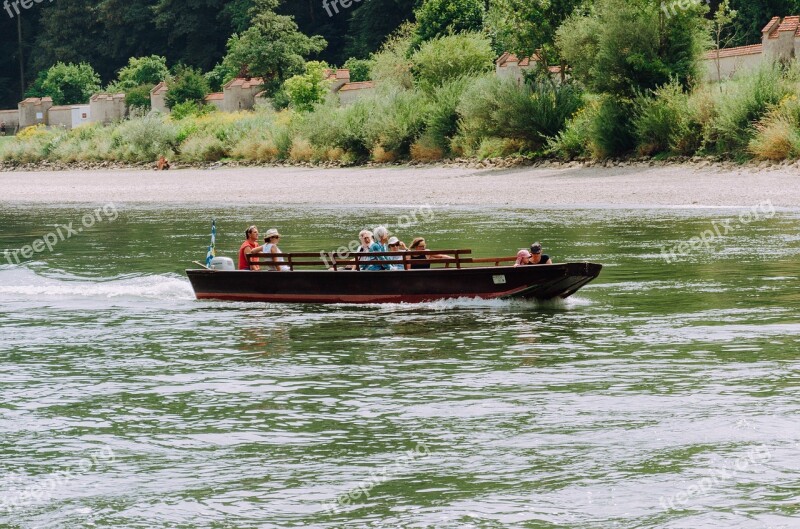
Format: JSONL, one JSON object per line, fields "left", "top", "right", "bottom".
{"left": 205, "top": 219, "right": 216, "bottom": 267}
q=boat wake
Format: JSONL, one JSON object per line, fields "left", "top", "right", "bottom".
{"left": 0, "top": 265, "right": 194, "bottom": 301}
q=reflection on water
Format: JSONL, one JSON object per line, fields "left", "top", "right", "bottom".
{"left": 0, "top": 205, "right": 799, "bottom": 529}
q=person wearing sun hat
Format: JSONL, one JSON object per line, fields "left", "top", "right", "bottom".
{"left": 528, "top": 242, "right": 552, "bottom": 265}
{"left": 263, "top": 228, "right": 289, "bottom": 271}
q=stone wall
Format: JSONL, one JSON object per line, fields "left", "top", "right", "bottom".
{"left": 0, "top": 109, "right": 19, "bottom": 135}
{"left": 90, "top": 93, "right": 126, "bottom": 124}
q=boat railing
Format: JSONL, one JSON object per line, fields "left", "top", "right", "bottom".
{"left": 248, "top": 249, "right": 483, "bottom": 271}
{"left": 246, "top": 250, "right": 523, "bottom": 271}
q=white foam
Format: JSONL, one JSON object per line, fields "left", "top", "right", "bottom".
{"left": 0, "top": 267, "right": 194, "bottom": 301}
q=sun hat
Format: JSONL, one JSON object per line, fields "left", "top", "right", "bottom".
{"left": 530, "top": 242, "right": 542, "bottom": 254}
{"left": 388, "top": 236, "right": 400, "bottom": 245}
{"left": 265, "top": 228, "right": 281, "bottom": 239}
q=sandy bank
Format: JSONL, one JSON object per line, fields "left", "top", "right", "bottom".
{"left": 0, "top": 163, "right": 798, "bottom": 207}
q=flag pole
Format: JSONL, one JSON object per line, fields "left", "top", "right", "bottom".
{"left": 205, "top": 219, "right": 216, "bottom": 267}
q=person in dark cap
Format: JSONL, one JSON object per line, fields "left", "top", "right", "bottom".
{"left": 528, "top": 242, "right": 552, "bottom": 265}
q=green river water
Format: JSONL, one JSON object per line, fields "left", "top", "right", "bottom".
{"left": 0, "top": 203, "right": 798, "bottom": 529}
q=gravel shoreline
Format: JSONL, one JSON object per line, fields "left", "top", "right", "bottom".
{"left": 1, "top": 161, "right": 798, "bottom": 207}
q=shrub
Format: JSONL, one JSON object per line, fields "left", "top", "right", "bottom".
{"left": 165, "top": 66, "right": 210, "bottom": 108}
{"left": 410, "top": 134, "right": 446, "bottom": 161}
{"left": 111, "top": 113, "right": 179, "bottom": 161}
{"left": 125, "top": 84, "right": 153, "bottom": 109}
{"left": 288, "top": 138, "right": 314, "bottom": 161}
{"left": 707, "top": 63, "right": 793, "bottom": 155}
{"left": 110, "top": 56, "right": 169, "bottom": 92}
{"left": 179, "top": 135, "right": 228, "bottom": 162}
{"left": 556, "top": 0, "right": 709, "bottom": 98}
{"left": 300, "top": 99, "right": 371, "bottom": 157}
{"left": 343, "top": 58, "right": 372, "bottom": 82}
{"left": 31, "top": 62, "right": 101, "bottom": 105}
{"left": 547, "top": 99, "right": 597, "bottom": 160}
{"left": 476, "top": 137, "right": 525, "bottom": 159}
{"left": 425, "top": 76, "right": 472, "bottom": 151}
{"left": 371, "top": 23, "right": 415, "bottom": 89}
{"left": 170, "top": 101, "right": 213, "bottom": 121}
{"left": 586, "top": 96, "right": 636, "bottom": 158}
{"left": 283, "top": 61, "right": 329, "bottom": 112}
{"left": 411, "top": 32, "right": 494, "bottom": 90}
{"left": 363, "top": 88, "right": 428, "bottom": 155}
{"left": 633, "top": 80, "right": 692, "bottom": 156}
{"left": 749, "top": 115, "right": 800, "bottom": 160}
{"left": 414, "top": 0, "right": 485, "bottom": 44}
{"left": 457, "top": 76, "right": 582, "bottom": 152}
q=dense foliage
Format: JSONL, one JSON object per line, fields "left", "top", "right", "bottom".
{"left": 6, "top": 0, "right": 800, "bottom": 164}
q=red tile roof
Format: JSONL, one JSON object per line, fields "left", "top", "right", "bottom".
{"left": 703, "top": 44, "right": 762, "bottom": 59}
{"left": 224, "top": 77, "right": 265, "bottom": 90}
{"left": 20, "top": 97, "right": 53, "bottom": 104}
{"left": 324, "top": 68, "right": 350, "bottom": 80}
{"left": 150, "top": 81, "right": 168, "bottom": 95}
{"left": 338, "top": 81, "right": 375, "bottom": 92}
{"left": 496, "top": 51, "right": 547, "bottom": 68}
{"left": 205, "top": 92, "right": 224, "bottom": 101}
{"left": 778, "top": 15, "right": 800, "bottom": 32}
{"left": 762, "top": 16, "right": 781, "bottom": 35}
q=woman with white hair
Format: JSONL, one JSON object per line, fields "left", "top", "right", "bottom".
{"left": 346, "top": 229, "right": 373, "bottom": 270}
{"left": 365, "top": 226, "right": 392, "bottom": 270}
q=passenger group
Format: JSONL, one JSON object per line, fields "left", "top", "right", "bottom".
{"left": 238, "top": 224, "right": 552, "bottom": 270}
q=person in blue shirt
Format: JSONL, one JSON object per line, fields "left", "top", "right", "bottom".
{"left": 365, "top": 226, "right": 392, "bottom": 270}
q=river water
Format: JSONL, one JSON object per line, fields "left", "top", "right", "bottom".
{"left": 0, "top": 204, "right": 798, "bottom": 529}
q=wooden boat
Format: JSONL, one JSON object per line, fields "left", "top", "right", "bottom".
{"left": 186, "top": 249, "right": 602, "bottom": 304}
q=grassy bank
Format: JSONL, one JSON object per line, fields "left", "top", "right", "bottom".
{"left": 3, "top": 63, "right": 800, "bottom": 167}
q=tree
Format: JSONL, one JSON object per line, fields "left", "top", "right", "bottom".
{"left": 28, "top": 62, "right": 102, "bottom": 105}
{"left": 344, "top": 0, "right": 417, "bottom": 59}
{"left": 414, "top": 0, "right": 485, "bottom": 44}
{"left": 283, "top": 61, "right": 330, "bottom": 111}
{"left": 110, "top": 56, "right": 170, "bottom": 92}
{"left": 411, "top": 32, "right": 494, "bottom": 90}
{"left": 486, "top": 0, "right": 584, "bottom": 78}
{"left": 343, "top": 58, "right": 372, "bottom": 82}
{"left": 165, "top": 65, "right": 210, "bottom": 108}
{"left": 221, "top": 0, "right": 326, "bottom": 94}
{"left": 711, "top": 0, "right": 738, "bottom": 85}
{"left": 556, "top": 0, "right": 710, "bottom": 97}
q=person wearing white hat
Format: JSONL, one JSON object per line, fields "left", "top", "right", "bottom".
{"left": 386, "top": 236, "right": 407, "bottom": 270}
{"left": 263, "top": 228, "right": 289, "bottom": 271}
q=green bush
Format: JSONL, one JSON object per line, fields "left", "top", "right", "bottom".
{"left": 634, "top": 80, "right": 694, "bottom": 156}
{"left": 457, "top": 76, "right": 582, "bottom": 152}
{"left": 587, "top": 96, "right": 636, "bottom": 158}
{"left": 414, "top": 0, "right": 485, "bottom": 44}
{"left": 300, "top": 99, "right": 372, "bottom": 157}
{"left": 283, "top": 61, "right": 329, "bottom": 112}
{"left": 111, "top": 113, "right": 179, "bottom": 161}
{"left": 425, "top": 77, "right": 472, "bottom": 151}
{"left": 171, "top": 101, "right": 213, "bottom": 121}
{"left": 29, "top": 62, "right": 102, "bottom": 105}
{"left": 109, "top": 56, "right": 169, "bottom": 92}
{"left": 706, "top": 63, "right": 793, "bottom": 154}
{"left": 165, "top": 66, "right": 210, "bottom": 108}
{"left": 371, "top": 23, "right": 415, "bottom": 89}
{"left": 125, "top": 84, "right": 154, "bottom": 109}
{"left": 547, "top": 98, "right": 597, "bottom": 160}
{"left": 343, "top": 58, "right": 372, "bottom": 82}
{"left": 411, "top": 32, "right": 494, "bottom": 90}
{"left": 363, "top": 88, "right": 428, "bottom": 155}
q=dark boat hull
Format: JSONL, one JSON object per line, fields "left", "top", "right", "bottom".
{"left": 185, "top": 263, "right": 602, "bottom": 304}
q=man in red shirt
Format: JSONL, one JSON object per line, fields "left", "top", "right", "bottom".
{"left": 239, "top": 225, "right": 265, "bottom": 270}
